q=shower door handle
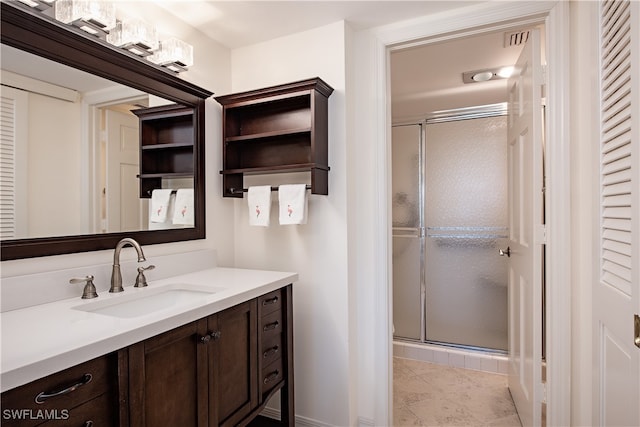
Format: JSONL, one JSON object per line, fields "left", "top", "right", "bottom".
{"left": 499, "top": 246, "right": 511, "bottom": 257}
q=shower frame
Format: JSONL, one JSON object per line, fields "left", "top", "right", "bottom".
{"left": 393, "top": 102, "right": 509, "bottom": 354}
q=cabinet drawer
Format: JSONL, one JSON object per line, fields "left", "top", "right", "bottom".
{"left": 1, "top": 354, "right": 116, "bottom": 427}
{"left": 259, "top": 309, "right": 282, "bottom": 338}
{"left": 260, "top": 331, "right": 282, "bottom": 368}
{"left": 258, "top": 289, "right": 282, "bottom": 316}
{"left": 260, "top": 358, "right": 283, "bottom": 396}
{"left": 39, "top": 392, "right": 117, "bottom": 427}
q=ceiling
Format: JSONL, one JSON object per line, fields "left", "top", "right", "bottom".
{"left": 390, "top": 29, "right": 529, "bottom": 121}
{"left": 1, "top": 1, "right": 534, "bottom": 121}
{"left": 155, "top": 0, "right": 532, "bottom": 120}
{"left": 154, "top": 1, "right": 482, "bottom": 49}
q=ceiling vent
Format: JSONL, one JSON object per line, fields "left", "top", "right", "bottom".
{"left": 504, "top": 30, "right": 530, "bottom": 47}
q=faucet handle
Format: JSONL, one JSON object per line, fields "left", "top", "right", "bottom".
{"left": 134, "top": 265, "right": 155, "bottom": 288}
{"left": 70, "top": 275, "right": 98, "bottom": 299}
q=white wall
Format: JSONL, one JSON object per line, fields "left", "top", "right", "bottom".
{"left": 1, "top": 2, "right": 233, "bottom": 277}
{"left": 229, "top": 21, "right": 353, "bottom": 426}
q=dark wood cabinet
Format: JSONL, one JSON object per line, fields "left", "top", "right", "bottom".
{"left": 216, "top": 78, "right": 333, "bottom": 197}
{"left": 1, "top": 285, "right": 294, "bottom": 427}
{"left": 209, "top": 300, "right": 258, "bottom": 427}
{"left": 127, "top": 319, "right": 209, "bottom": 427}
{"left": 133, "top": 104, "right": 196, "bottom": 198}
{"left": 126, "top": 288, "right": 293, "bottom": 427}
{"left": 0, "top": 353, "right": 121, "bottom": 426}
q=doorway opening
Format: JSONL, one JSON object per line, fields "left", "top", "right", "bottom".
{"left": 96, "top": 99, "right": 147, "bottom": 234}
{"left": 389, "top": 22, "right": 547, "bottom": 426}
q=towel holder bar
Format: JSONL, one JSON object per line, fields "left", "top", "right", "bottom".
{"left": 229, "top": 185, "right": 312, "bottom": 195}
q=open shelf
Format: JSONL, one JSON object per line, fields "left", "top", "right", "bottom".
{"left": 133, "top": 104, "right": 195, "bottom": 198}
{"left": 215, "top": 78, "right": 333, "bottom": 198}
{"left": 225, "top": 127, "right": 311, "bottom": 143}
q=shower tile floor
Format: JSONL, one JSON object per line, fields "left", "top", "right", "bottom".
{"left": 393, "top": 357, "right": 521, "bottom": 426}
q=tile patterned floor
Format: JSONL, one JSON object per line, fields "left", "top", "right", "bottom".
{"left": 393, "top": 357, "right": 522, "bottom": 427}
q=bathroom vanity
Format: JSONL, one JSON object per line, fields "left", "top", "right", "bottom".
{"left": 1, "top": 268, "right": 296, "bottom": 426}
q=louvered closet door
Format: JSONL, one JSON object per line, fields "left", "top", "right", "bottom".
{"left": 593, "top": 1, "right": 640, "bottom": 425}
{"left": 0, "top": 86, "right": 27, "bottom": 239}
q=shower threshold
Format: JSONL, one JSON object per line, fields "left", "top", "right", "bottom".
{"left": 393, "top": 339, "right": 508, "bottom": 375}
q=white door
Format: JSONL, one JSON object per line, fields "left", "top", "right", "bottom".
{"left": 105, "top": 109, "right": 142, "bottom": 232}
{"left": 593, "top": 1, "right": 640, "bottom": 425}
{"left": 506, "top": 29, "right": 543, "bottom": 427}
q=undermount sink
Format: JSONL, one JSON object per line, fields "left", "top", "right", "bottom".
{"left": 73, "top": 284, "right": 221, "bottom": 318}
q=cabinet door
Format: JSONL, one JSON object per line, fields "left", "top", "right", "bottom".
{"left": 128, "top": 319, "right": 209, "bottom": 427}
{"left": 208, "top": 300, "right": 258, "bottom": 427}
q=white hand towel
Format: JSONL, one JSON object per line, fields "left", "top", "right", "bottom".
{"left": 248, "top": 186, "right": 272, "bottom": 226}
{"left": 150, "top": 189, "right": 173, "bottom": 223}
{"left": 278, "top": 184, "right": 308, "bottom": 225}
{"left": 172, "top": 189, "right": 194, "bottom": 225}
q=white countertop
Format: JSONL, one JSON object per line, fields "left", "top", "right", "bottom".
{"left": 0, "top": 267, "right": 297, "bottom": 392}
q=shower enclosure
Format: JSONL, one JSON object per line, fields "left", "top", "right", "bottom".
{"left": 392, "top": 105, "right": 509, "bottom": 352}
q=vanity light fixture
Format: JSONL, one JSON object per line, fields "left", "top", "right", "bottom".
{"left": 147, "top": 37, "right": 194, "bottom": 73}
{"left": 107, "top": 17, "right": 158, "bottom": 57}
{"left": 462, "top": 66, "right": 515, "bottom": 84}
{"left": 54, "top": 0, "right": 116, "bottom": 38}
{"left": 16, "top": 0, "right": 55, "bottom": 11}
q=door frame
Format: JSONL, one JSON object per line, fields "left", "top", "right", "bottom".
{"left": 81, "top": 85, "right": 146, "bottom": 234}
{"left": 358, "top": 2, "right": 571, "bottom": 425}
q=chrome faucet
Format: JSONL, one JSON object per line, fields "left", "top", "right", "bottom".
{"left": 110, "top": 238, "right": 146, "bottom": 293}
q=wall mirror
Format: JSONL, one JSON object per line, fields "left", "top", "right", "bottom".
{"left": 0, "top": 2, "right": 213, "bottom": 260}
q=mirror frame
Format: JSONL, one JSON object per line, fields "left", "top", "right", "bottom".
{"left": 0, "top": 2, "right": 213, "bottom": 261}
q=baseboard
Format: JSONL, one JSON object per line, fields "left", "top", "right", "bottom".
{"left": 260, "top": 407, "right": 335, "bottom": 427}
{"left": 357, "top": 416, "right": 375, "bottom": 426}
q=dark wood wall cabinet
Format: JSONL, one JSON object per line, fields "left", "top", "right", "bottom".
{"left": 215, "top": 78, "right": 334, "bottom": 198}
{"left": 133, "top": 104, "right": 196, "bottom": 199}
{"left": 1, "top": 285, "right": 294, "bottom": 427}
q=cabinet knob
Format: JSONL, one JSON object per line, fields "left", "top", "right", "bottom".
{"left": 210, "top": 331, "right": 221, "bottom": 341}
{"left": 200, "top": 334, "right": 211, "bottom": 344}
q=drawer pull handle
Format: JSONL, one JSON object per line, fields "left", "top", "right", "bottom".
{"left": 263, "top": 321, "right": 279, "bottom": 332}
{"left": 264, "top": 370, "right": 280, "bottom": 384}
{"left": 84, "top": 422, "right": 94, "bottom": 427}
{"left": 262, "top": 296, "right": 279, "bottom": 306}
{"left": 263, "top": 345, "right": 279, "bottom": 358}
{"left": 34, "top": 373, "right": 92, "bottom": 404}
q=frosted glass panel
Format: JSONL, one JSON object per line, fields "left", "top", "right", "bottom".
{"left": 425, "top": 116, "right": 508, "bottom": 350}
{"left": 393, "top": 235, "right": 422, "bottom": 340}
{"left": 392, "top": 125, "right": 421, "bottom": 228}
{"left": 425, "top": 234, "right": 508, "bottom": 349}
{"left": 392, "top": 124, "right": 422, "bottom": 340}
{"left": 426, "top": 116, "right": 507, "bottom": 228}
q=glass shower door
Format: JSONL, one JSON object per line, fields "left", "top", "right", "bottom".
{"left": 392, "top": 124, "right": 423, "bottom": 341}
{"left": 424, "top": 115, "right": 508, "bottom": 351}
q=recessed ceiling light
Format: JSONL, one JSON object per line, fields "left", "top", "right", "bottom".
{"left": 462, "top": 66, "right": 515, "bottom": 84}
{"left": 472, "top": 71, "right": 494, "bottom": 82}
{"left": 497, "top": 66, "right": 514, "bottom": 78}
